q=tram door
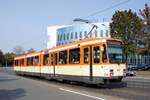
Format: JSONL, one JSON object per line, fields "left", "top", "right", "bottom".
{"left": 51, "top": 52, "right": 57, "bottom": 77}
{"left": 83, "top": 45, "right": 93, "bottom": 81}
{"left": 83, "top": 45, "right": 100, "bottom": 81}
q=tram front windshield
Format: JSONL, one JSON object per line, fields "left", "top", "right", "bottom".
{"left": 107, "top": 44, "right": 123, "bottom": 63}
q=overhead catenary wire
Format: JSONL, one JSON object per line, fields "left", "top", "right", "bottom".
{"left": 84, "top": 0, "right": 130, "bottom": 19}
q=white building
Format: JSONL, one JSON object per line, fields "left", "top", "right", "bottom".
{"left": 47, "top": 22, "right": 110, "bottom": 48}
{"left": 47, "top": 25, "right": 69, "bottom": 48}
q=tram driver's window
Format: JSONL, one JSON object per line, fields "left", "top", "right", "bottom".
{"left": 69, "top": 48, "right": 80, "bottom": 64}
{"left": 102, "top": 44, "right": 107, "bottom": 62}
{"left": 94, "top": 47, "right": 100, "bottom": 63}
{"left": 84, "top": 48, "right": 88, "bottom": 64}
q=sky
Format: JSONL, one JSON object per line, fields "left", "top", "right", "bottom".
{"left": 0, "top": 0, "right": 149, "bottom": 53}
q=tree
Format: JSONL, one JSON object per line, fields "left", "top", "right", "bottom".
{"left": 110, "top": 9, "right": 142, "bottom": 60}
{"left": 13, "top": 46, "right": 25, "bottom": 55}
{"left": 139, "top": 4, "right": 150, "bottom": 54}
{"left": 0, "top": 50, "right": 5, "bottom": 66}
{"left": 27, "top": 48, "right": 36, "bottom": 54}
{"left": 4, "top": 52, "right": 16, "bottom": 67}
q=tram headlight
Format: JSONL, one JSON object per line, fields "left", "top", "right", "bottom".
{"left": 109, "top": 69, "right": 114, "bottom": 77}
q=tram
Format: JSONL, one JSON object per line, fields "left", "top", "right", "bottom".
{"left": 14, "top": 38, "right": 126, "bottom": 84}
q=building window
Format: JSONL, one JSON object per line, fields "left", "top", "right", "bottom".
{"left": 57, "top": 35, "right": 59, "bottom": 41}
{"left": 84, "top": 31, "right": 87, "bottom": 38}
{"left": 60, "top": 34, "right": 62, "bottom": 41}
{"left": 67, "top": 33, "right": 69, "bottom": 40}
{"left": 69, "top": 48, "right": 80, "bottom": 64}
{"left": 84, "top": 48, "right": 89, "bottom": 64}
{"left": 95, "top": 30, "right": 98, "bottom": 37}
{"left": 100, "top": 30, "right": 103, "bottom": 37}
{"left": 80, "top": 32, "right": 82, "bottom": 39}
{"left": 43, "top": 54, "right": 49, "bottom": 65}
{"left": 94, "top": 47, "right": 100, "bottom": 63}
{"left": 89, "top": 32, "right": 92, "bottom": 37}
{"left": 63, "top": 34, "right": 66, "bottom": 40}
{"left": 106, "top": 30, "right": 109, "bottom": 37}
{"left": 59, "top": 50, "right": 67, "bottom": 64}
{"left": 71, "top": 32, "right": 73, "bottom": 39}
{"left": 75, "top": 32, "right": 78, "bottom": 39}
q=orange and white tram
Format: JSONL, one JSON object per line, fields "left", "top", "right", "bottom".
{"left": 14, "top": 38, "right": 126, "bottom": 84}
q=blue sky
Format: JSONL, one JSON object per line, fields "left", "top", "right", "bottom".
{"left": 0, "top": 0, "right": 149, "bottom": 53}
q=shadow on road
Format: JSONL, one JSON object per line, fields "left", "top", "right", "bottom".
{"left": 0, "top": 88, "right": 26, "bottom": 100}
{"left": 0, "top": 78, "right": 20, "bottom": 82}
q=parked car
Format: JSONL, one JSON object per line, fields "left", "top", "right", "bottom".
{"left": 126, "top": 70, "right": 136, "bottom": 76}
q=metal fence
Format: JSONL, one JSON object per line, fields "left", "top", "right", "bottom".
{"left": 127, "top": 54, "right": 150, "bottom": 68}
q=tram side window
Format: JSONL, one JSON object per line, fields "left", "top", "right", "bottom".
{"left": 33, "top": 56, "right": 39, "bottom": 66}
{"left": 94, "top": 47, "right": 100, "bottom": 63}
{"left": 21, "top": 59, "right": 24, "bottom": 66}
{"left": 69, "top": 48, "right": 80, "bottom": 64}
{"left": 15, "top": 60, "right": 18, "bottom": 66}
{"left": 102, "top": 44, "right": 107, "bottom": 62}
{"left": 51, "top": 54, "right": 53, "bottom": 65}
{"left": 27, "top": 58, "right": 31, "bottom": 66}
{"left": 55, "top": 53, "right": 58, "bottom": 65}
{"left": 59, "top": 50, "right": 67, "bottom": 64}
{"left": 43, "top": 54, "right": 49, "bottom": 65}
{"left": 84, "top": 48, "right": 89, "bottom": 64}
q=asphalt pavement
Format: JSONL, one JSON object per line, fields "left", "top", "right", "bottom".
{"left": 0, "top": 68, "right": 123, "bottom": 100}
{"left": 0, "top": 67, "right": 150, "bottom": 100}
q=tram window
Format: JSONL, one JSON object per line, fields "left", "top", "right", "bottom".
{"left": 94, "top": 47, "right": 100, "bottom": 63}
{"left": 21, "top": 59, "right": 24, "bottom": 66}
{"left": 51, "top": 54, "right": 53, "bottom": 65}
{"left": 15, "top": 60, "right": 18, "bottom": 66}
{"left": 102, "top": 44, "right": 107, "bottom": 62}
{"left": 43, "top": 54, "right": 49, "bottom": 65}
{"left": 69, "top": 48, "right": 80, "bottom": 64}
{"left": 55, "top": 53, "right": 58, "bottom": 65}
{"left": 84, "top": 48, "right": 89, "bottom": 64}
{"left": 59, "top": 50, "right": 67, "bottom": 64}
{"left": 27, "top": 58, "right": 31, "bottom": 66}
{"left": 33, "top": 56, "right": 39, "bottom": 65}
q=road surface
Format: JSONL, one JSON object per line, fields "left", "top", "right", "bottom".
{"left": 0, "top": 67, "right": 150, "bottom": 100}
